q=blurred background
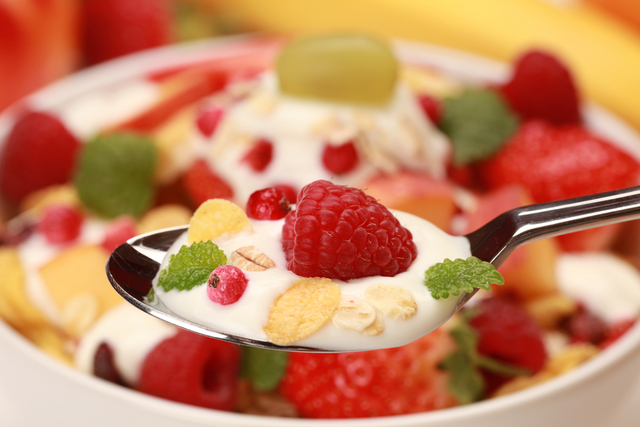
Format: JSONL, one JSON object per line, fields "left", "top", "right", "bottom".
{"left": 1, "top": 0, "right": 640, "bottom": 131}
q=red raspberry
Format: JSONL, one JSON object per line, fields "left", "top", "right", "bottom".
{"left": 417, "top": 94, "right": 443, "bottom": 124}
{"left": 500, "top": 50, "right": 581, "bottom": 126}
{"left": 0, "top": 111, "right": 80, "bottom": 202}
{"left": 207, "top": 265, "right": 248, "bottom": 305}
{"left": 196, "top": 107, "right": 224, "bottom": 138}
{"left": 93, "top": 342, "right": 125, "bottom": 386}
{"left": 137, "top": 330, "right": 240, "bottom": 410}
{"left": 81, "top": 0, "right": 174, "bottom": 65}
{"left": 466, "top": 297, "right": 547, "bottom": 373}
{"left": 101, "top": 216, "right": 138, "bottom": 253}
{"left": 279, "top": 328, "right": 458, "bottom": 418}
{"left": 321, "top": 141, "right": 359, "bottom": 175}
{"left": 181, "top": 159, "right": 234, "bottom": 207}
{"left": 241, "top": 138, "right": 273, "bottom": 172}
{"left": 37, "top": 205, "right": 84, "bottom": 244}
{"left": 246, "top": 187, "right": 291, "bottom": 220}
{"left": 282, "top": 180, "right": 418, "bottom": 280}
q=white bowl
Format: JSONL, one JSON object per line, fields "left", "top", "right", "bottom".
{"left": 2, "top": 35, "right": 640, "bottom": 427}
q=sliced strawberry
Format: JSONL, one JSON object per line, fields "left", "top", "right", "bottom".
{"left": 181, "top": 159, "right": 234, "bottom": 207}
{"left": 279, "top": 328, "right": 457, "bottom": 418}
{"left": 500, "top": 50, "right": 581, "bottom": 126}
{"left": 137, "top": 330, "right": 240, "bottom": 410}
{"left": 0, "top": 111, "right": 80, "bottom": 202}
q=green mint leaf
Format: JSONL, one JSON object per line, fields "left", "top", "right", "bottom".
{"left": 476, "top": 356, "right": 532, "bottom": 377}
{"left": 440, "top": 88, "right": 518, "bottom": 166}
{"left": 439, "top": 350, "right": 485, "bottom": 405}
{"left": 240, "top": 347, "right": 289, "bottom": 392}
{"left": 424, "top": 256, "right": 504, "bottom": 300}
{"left": 75, "top": 133, "right": 157, "bottom": 219}
{"left": 158, "top": 241, "right": 227, "bottom": 292}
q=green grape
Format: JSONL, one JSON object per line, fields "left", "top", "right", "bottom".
{"left": 276, "top": 34, "right": 398, "bottom": 105}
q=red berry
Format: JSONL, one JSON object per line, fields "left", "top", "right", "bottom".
{"left": 321, "top": 141, "right": 359, "bottom": 175}
{"left": 93, "top": 342, "right": 125, "bottom": 386}
{"left": 273, "top": 183, "right": 299, "bottom": 204}
{"left": 137, "top": 330, "right": 240, "bottom": 410}
{"left": 38, "top": 205, "right": 84, "bottom": 244}
{"left": 81, "top": 0, "right": 174, "bottom": 65}
{"left": 279, "top": 329, "right": 458, "bottom": 418}
{"left": 196, "top": 107, "right": 224, "bottom": 138}
{"left": 466, "top": 297, "right": 547, "bottom": 373}
{"left": 601, "top": 318, "right": 636, "bottom": 349}
{"left": 246, "top": 187, "right": 291, "bottom": 220}
{"left": 480, "top": 120, "right": 640, "bottom": 205}
{"left": 0, "top": 111, "right": 80, "bottom": 202}
{"left": 241, "top": 138, "right": 273, "bottom": 172}
{"left": 417, "top": 94, "right": 443, "bottom": 124}
{"left": 500, "top": 50, "right": 581, "bottom": 126}
{"left": 101, "top": 216, "right": 137, "bottom": 253}
{"left": 207, "top": 265, "right": 248, "bottom": 305}
{"left": 562, "top": 308, "right": 607, "bottom": 346}
{"left": 282, "top": 180, "right": 418, "bottom": 280}
{"left": 181, "top": 159, "right": 234, "bottom": 207}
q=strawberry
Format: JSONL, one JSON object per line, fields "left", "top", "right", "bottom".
{"left": 279, "top": 328, "right": 458, "bottom": 418}
{"left": 81, "top": 0, "right": 174, "bottom": 65}
{"left": 601, "top": 318, "right": 637, "bottom": 349}
{"left": 0, "top": 111, "right": 80, "bottom": 202}
{"left": 500, "top": 50, "right": 581, "bottom": 126}
{"left": 181, "top": 159, "right": 234, "bottom": 208}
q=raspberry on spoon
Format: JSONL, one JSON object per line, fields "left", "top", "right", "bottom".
{"left": 282, "top": 180, "right": 418, "bottom": 280}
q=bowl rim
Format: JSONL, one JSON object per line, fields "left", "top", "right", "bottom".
{"left": 2, "top": 34, "right": 640, "bottom": 425}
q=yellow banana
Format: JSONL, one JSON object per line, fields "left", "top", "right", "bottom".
{"left": 211, "top": 0, "right": 640, "bottom": 132}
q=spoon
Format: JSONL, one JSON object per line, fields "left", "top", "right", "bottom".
{"left": 106, "top": 185, "right": 640, "bottom": 352}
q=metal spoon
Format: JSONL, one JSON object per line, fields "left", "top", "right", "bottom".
{"left": 106, "top": 185, "right": 640, "bottom": 352}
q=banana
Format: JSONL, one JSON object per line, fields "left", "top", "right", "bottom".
{"left": 211, "top": 0, "right": 640, "bottom": 132}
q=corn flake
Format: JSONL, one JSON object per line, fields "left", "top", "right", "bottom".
{"left": 187, "top": 199, "right": 252, "bottom": 243}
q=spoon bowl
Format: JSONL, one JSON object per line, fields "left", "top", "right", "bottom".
{"left": 107, "top": 185, "right": 640, "bottom": 352}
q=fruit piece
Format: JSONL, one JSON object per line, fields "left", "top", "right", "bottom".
{"left": 480, "top": 120, "right": 640, "bottom": 251}
{"left": 93, "top": 342, "right": 125, "bottom": 386}
{"left": 417, "top": 93, "right": 443, "bottom": 124}
{"left": 181, "top": 159, "right": 234, "bottom": 207}
{"left": 321, "top": 140, "right": 359, "bottom": 175}
{"left": 601, "top": 318, "right": 636, "bottom": 348}
{"left": 246, "top": 187, "right": 291, "bottom": 220}
{"left": 137, "top": 204, "right": 192, "bottom": 234}
{"left": 241, "top": 138, "right": 273, "bottom": 172}
{"left": 187, "top": 198, "right": 251, "bottom": 243}
{"left": 282, "top": 180, "right": 418, "bottom": 280}
{"left": 207, "top": 265, "right": 249, "bottom": 305}
{"left": 424, "top": 257, "right": 504, "bottom": 300}
{"left": 0, "top": 111, "right": 80, "bottom": 202}
{"left": 466, "top": 297, "right": 547, "bottom": 374}
{"left": 279, "top": 328, "right": 457, "bottom": 418}
{"left": 158, "top": 240, "right": 227, "bottom": 292}
{"left": 364, "top": 285, "right": 417, "bottom": 320}
{"left": 81, "top": 0, "right": 173, "bottom": 65}
{"left": 101, "top": 216, "right": 138, "bottom": 253}
{"left": 439, "top": 88, "right": 519, "bottom": 166}
{"left": 20, "top": 184, "right": 79, "bottom": 215}
{"left": 230, "top": 246, "right": 276, "bottom": 272}
{"left": 196, "top": 107, "right": 224, "bottom": 137}
{"left": 137, "top": 329, "right": 241, "bottom": 410}
{"left": 37, "top": 204, "right": 84, "bottom": 244}
{"left": 500, "top": 50, "right": 581, "bottom": 126}
{"left": 75, "top": 133, "right": 157, "bottom": 219}
{"left": 561, "top": 307, "right": 607, "bottom": 346}
{"left": 274, "top": 183, "right": 298, "bottom": 204}
{"left": 276, "top": 34, "right": 398, "bottom": 104}
{"left": 264, "top": 277, "right": 340, "bottom": 345}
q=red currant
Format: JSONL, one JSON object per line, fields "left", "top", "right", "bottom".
{"left": 246, "top": 187, "right": 291, "bottom": 220}
{"left": 241, "top": 138, "right": 273, "bottom": 172}
{"left": 196, "top": 107, "right": 224, "bottom": 138}
{"left": 273, "top": 183, "right": 299, "bottom": 204}
{"left": 38, "top": 205, "right": 84, "bottom": 244}
{"left": 321, "top": 140, "right": 359, "bottom": 175}
{"left": 207, "top": 265, "right": 248, "bottom": 305}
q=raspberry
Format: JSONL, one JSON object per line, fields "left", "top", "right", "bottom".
{"left": 241, "top": 138, "right": 273, "bottom": 172}
{"left": 246, "top": 187, "right": 291, "bottom": 220}
{"left": 282, "top": 180, "right": 418, "bottom": 280}
{"left": 37, "top": 205, "right": 84, "bottom": 244}
{"left": 196, "top": 107, "right": 224, "bottom": 138}
{"left": 137, "top": 330, "right": 240, "bottom": 410}
{"left": 0, "top": 111, "right": 80, "bottom": 202}
{"left": 101, "top": 216, "right": 138, "bottom": 253}
{"left": 93, "top": 342, "right": 125, "bottom": 386}
{"left": 181, "top": 159, "right": 234, "bottom": 207}
{"left": 417, "top": 94, "right": 443, "bottom": 124}
{"left": 321, "top": 141, "right": 359, "bottom": 175}
{"left": 500, "top": 50, "right": 581, "bottom": 126}
{"left": 207, "top": 265, "right": 248, "bottom": 305}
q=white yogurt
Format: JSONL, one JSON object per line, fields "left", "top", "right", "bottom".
{"left": 153, "top": 211, "right": 471, "bottom": 351}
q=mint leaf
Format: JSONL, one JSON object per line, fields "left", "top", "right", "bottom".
{"left": 158, "top": 241, "right": 227, "bottom": 292}
{"left": 75, "top": 133, "right": 157, "bottom": 219}
{"left": 424, "top": 257, "right": 504, "bottom": 300}
{"left": 440, "top": 88, "right": 518, "bottom": 166}
{"left": 439, "top": 321, "right": 484, "bottom": 404}
{"left": 241, "top": 347, "right": 289, "bottom": 392}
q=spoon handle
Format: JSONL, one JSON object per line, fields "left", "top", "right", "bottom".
{"left": 466, "top": 185, "right": 640, "bottom": 268}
